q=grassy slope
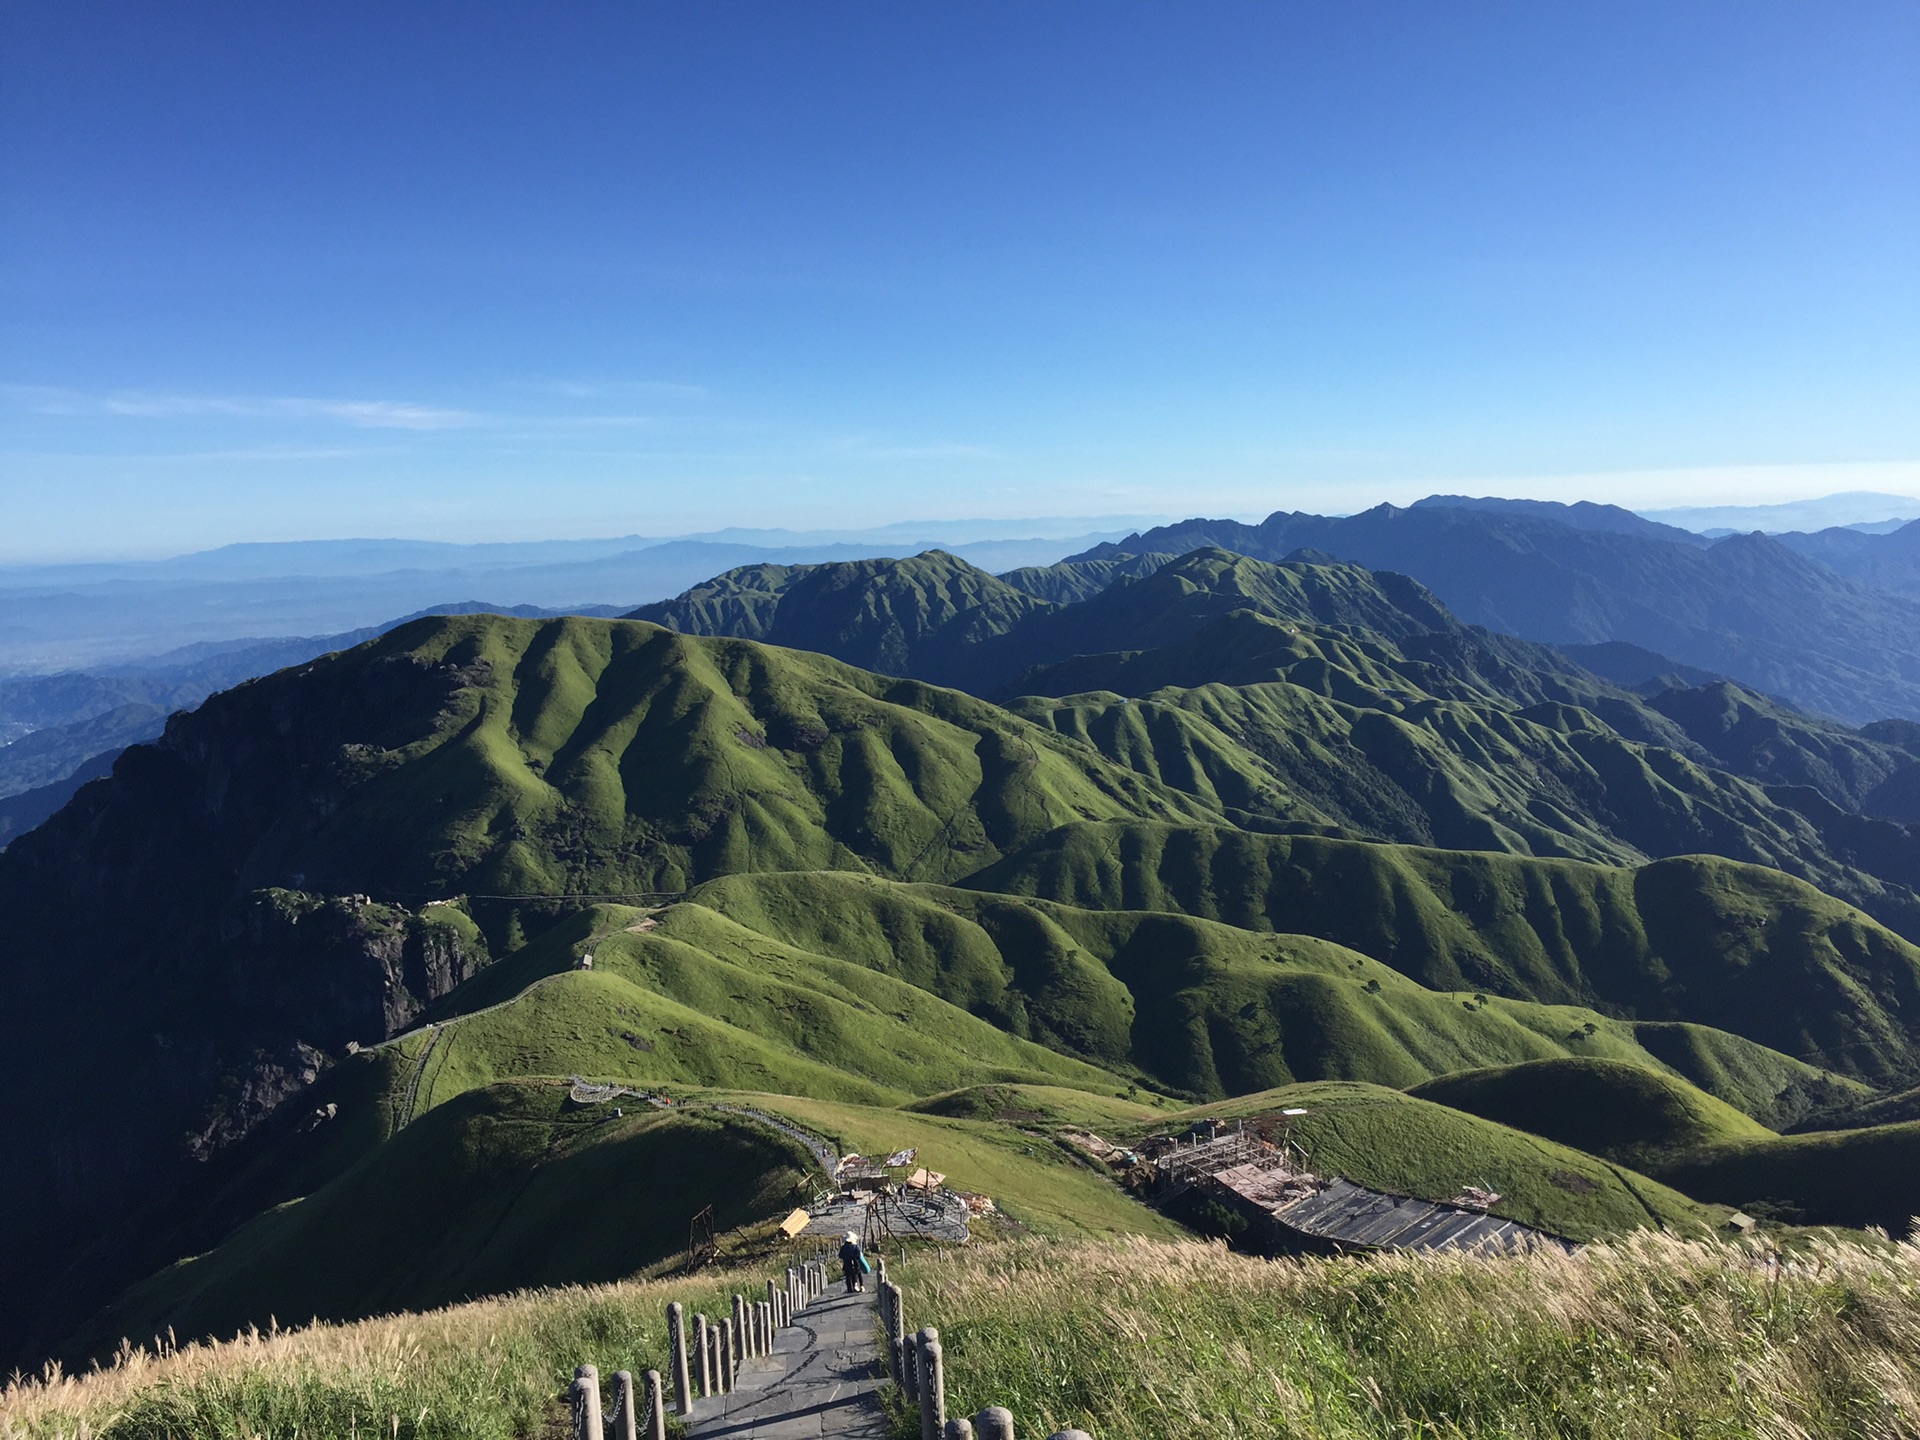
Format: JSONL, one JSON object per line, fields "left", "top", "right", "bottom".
{"left": 1006, "top": 610, "right": 1920, "bottom": 937}
{"left": 401, "top": 900, "right": 1132, "bottom": 1115}
{"left": 726, "top": 1092, "right": 1183, "bottom": 1241}
{"left": 28, "top": 1234, "right": 1920, "bottom": 1440}
{"left": 1178, "top": 1081, "right": 1717, "bottom": 1242}
{"left": 679, "top": 870, "right": 1834, "bottom": 1112}
{"left": 1653, "top": 1123, "right": 1920, "bottom": 1232}
{"left": 629, "top": 550, "right": 1056, "bottom": 684}
{"left": 78, "top": 1081, "right": 816, "bottom": 1355}
{"left": 896, "top": 1236, "right": 1920, "bottom": 1440}
{"left": 1408, "top": 1058, "right": 1774, "bottom": 1170}
{"left": 5, "top": 611, "right": 1216, "bottom": 910}
{"left": 1408, "top": 1057, "right": 1920, "bottom": 1234}
{"left": 79, "top": 1081, "right": 1181, "bottom": 1358}
{"left": 970, "top": 819, "right": 1920, "bottom": 1096}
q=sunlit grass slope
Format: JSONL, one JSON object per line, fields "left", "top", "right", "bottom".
{"left": 971, "top": 819, "right": 1920, "bottom": 1096}
{"left": 1408, "top": 1057, "right": 1920, "bottom": 1234}
{"left": 76, "top": 1082, "right": 814, "bottom": 1359}
{"left": 117, "top": 612, "right": 1222, "bottom": 900}
{"left": 1409, "top": 1057, "right": 1774, "bottom": 1170}
{"left": 898, "top": 1235, "right": 1920, "bottom": 1440}
{"left": 1177, "top": 1082, "right": 1717, "bottom": 1241}
{"left": 8, "top": 1256, "right": 823, "bottom": 1440}
{"left": 24, "top": 1234, "right": 1917, "bottom": 1440}
{"left": 683, "top": 869, "right": 1861, "bottom": 1118}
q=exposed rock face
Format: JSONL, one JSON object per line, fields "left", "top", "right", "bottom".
{"left": 0, "top": 646, "right": 496, "bottom": 1357}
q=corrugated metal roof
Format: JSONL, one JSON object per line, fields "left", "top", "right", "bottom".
{"left": 1210, "top": 1165, "right": 1573, "bottom": 1255}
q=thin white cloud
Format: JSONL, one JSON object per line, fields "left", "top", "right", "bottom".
{"left": 6, "top": 385, "right": 480, "bottom": 430}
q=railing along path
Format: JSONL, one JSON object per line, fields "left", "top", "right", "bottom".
{"left": 568, "top": 1249, "right": 1093, "bottom": 1440}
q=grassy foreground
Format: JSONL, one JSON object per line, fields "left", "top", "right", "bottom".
{"left": 15, "top": 1235, "right": 1919, "bottom": 1440}
{"left": 898, "top": 1235, "right": 1920, "bottom": 1440}
{"left": 1, "top": 1250, "right": 812, "bottom": 1440}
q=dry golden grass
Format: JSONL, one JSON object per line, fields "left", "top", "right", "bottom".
{"left": 1, "top": 1249, "right": 821, "bottom": 1440}
{"left": 898, "top": 1233, "right": 1920, "bottom": 1440}
{"left": 13, "top": 1234, "right": 1918, "bottom": 1439}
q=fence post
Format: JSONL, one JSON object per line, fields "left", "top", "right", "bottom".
{"left": 695, "top": 1313, "right": 712, "bottom": 1397}
{"left": 917, "top": 1331, "right": 945, "bottom": 1440}
{"left": 880, "top": 1280, "right": 905, "bottom": 1383}
{"left": 975, "top": 1408, "right": 1015, "bottom": 1440}
{"left": 668, "top": 1302, "right": 692, "bottom": 1419}
{"left": 571, "top": 1366, "right": 603, "bottom": 1440}
{"left": 945, "top": 1421, "right": 975, "bottom": 1440}
{"left": 1046, "top": 1432, "right": 1094, "bottom": 1440}
{"left": 720, "top": 1316, "right": 736, "bottom": 1391}
{"left": 732, "top": 1294, "right": 748, "bottom": 1359}
{"left": 643, "top": 1370, "right": 667, "bottom": 1440}
{"left": 611, "top": 1370, "right": 637, "bottom": 1440}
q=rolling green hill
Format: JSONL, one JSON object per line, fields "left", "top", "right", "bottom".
{"left": 1176, "top": 1081, "right": 1720, "bottom": 1242}
{"left": 1654, "top": 1122, "right": 1920, "bottom": 1231}
{"left": 971, "top": 820, "right": 1920, "bottom": 1097}
{"left": 72, "top": 1082, "right": 817, "bottom": 1357}
{"left": 9, "top": 591, "right": 1920, "bottom": 1375}
{"left": 673, "top": 870, "right": 1847, "bottom": 1114}
{"left": 1406, "top": 1057, "right": 1920, "bottom": 1233}
{"left": 631, "top": 546, "right": 1920, "bottom": 937}
{"left": 627, "top": 550, "right": 1056, "bottom": 687}
{"left": 1408, "top": 1058, "right": 1773, "bottom": 1171}
{"left": 0, "top": 613, "right": 1219, "bottom": 1323}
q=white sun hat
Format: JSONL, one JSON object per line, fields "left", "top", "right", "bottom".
{"left": 844, "top": 1230, "right": 859, "bottom": 1242}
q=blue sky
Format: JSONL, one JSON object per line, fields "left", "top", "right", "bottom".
{"left": 3, "top": 2, "right": 1917, "bottom": 561}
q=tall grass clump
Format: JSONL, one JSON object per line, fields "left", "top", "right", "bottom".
{"left": 902, "top": 1233, "right": 1920, "bottom": 1439}
{"left": 0, "top": 1261, "right": 782, "bottom": 1440}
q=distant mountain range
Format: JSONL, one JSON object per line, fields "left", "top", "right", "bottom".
{"left": 1069, "top": 502, "right": 1920, "bottom": 724}
{"left": 0, "top": 522, "right": 1150, "bottom": 671}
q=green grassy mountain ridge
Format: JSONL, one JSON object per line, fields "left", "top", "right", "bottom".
{"left": 8, "top": 598, "right": 1920, "bottom": 1371}
{"left": 970, "top": 820, "right": 1920, "bottom": 1094}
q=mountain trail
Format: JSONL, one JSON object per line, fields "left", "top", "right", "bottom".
{"left": 687, "top": 1285, "right": 888, "bottom": 1440}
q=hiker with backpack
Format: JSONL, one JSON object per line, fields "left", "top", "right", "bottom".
{"left": 838, "top": 1230, "right": 870, "bottom": 1294}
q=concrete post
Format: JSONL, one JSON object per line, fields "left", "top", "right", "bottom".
{"left": 611, "top": 1370, "right": 637, "bottom": 1440}
{"left": 916, "top": 1331, "right": 945, "bottom": 1440}
{"left": 946, "top": 1421, "right": 975, "bottom": 1440}
{"left": 902, "top": 1317, "right": 919, "bottom": 1401}
{"left": 571, "top": 1366, "right": 602, "bottom": 1440}
{"left": 667, "top": 1302, "right": 692, "bottom": 1419}
{"left": 643, "top": 1371, "right": 666, "bottom": 1440}
{"left": 880, "top": 1280, "right": 905, "bottom": 1383}
{"left": 975, "top": 1408, "right": 1015, "bottom": 1440}
{"left": 1046, "top": 1432, "right": 1094, "bottom": 1440}
{"left": 694, "top": 1314, "right": 712, "bottom": 1397}
{"left": 719, "top": 1316, "right": 735, "bottom": 1391}
{"left": 760, "top": 1299, "right": 773, "bottom": 1352}
{"left": 732, "top": 1294, "right": 748, "bottom": 1359}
